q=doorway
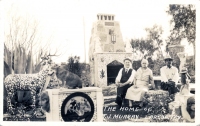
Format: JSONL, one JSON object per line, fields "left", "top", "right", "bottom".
{"left": 107, "top": 60, "right": 124, "bottom": 85}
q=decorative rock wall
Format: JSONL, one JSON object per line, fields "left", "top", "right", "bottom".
{"left": 94, "top": 52, "right": 133, "bottom": 87}
{"left": 102, "top": 84, "right": 117, "bottom": 96}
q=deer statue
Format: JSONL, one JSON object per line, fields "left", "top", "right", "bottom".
{"left": 4, "top": 55, "right": 57, "bottom": 115}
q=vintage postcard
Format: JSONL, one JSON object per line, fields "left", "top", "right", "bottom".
{"left": 1, "top": 0, "right": 199, "bottom": 125}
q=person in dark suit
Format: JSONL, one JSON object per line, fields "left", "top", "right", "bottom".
{"left": 115, "top": 58, "right": 136, "bottom": 108}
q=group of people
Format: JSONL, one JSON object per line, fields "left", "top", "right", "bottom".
{"left": 115, "top": 57, "right": 154, "bottom": 108}
{"left": 115, "top": 54, "right": 179, "bottom": 108}
{"left": 114, "top": 54, "right": 195, "bottom": 122}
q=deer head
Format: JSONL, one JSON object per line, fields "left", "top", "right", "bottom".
{"left": 40, "top": 53, "right": 58, "bottom": 66}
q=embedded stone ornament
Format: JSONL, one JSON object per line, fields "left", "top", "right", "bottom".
{"left": 125, "top": 41, "right": 133, "bottom": 53}
{"left": 45, "top": 87, "right": 103, "bottom": 122}
{"left": 95, "top": 36, "right": 102, "bottom": 52}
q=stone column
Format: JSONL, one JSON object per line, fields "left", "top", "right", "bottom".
{"left": 46, "top": 89, "right": 60, "bottom": 121}
{"left": 90, "top": 61, "right": 95, "bottom": 86}
{"left": 177, "top": 52, "right": 187, "bottom": 72}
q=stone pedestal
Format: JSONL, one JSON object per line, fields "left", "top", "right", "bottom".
{"left": 168, "top": 45, "right": 185, "bottom": 70}
{"left": 45, "top": 87, "right": 103, "bottom": 122}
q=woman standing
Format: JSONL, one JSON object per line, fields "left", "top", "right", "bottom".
{"left": 125, "top": 59, "right": 155, "bottom": 107}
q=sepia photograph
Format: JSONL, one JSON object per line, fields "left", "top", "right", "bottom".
{"left": 1, "top": 0, "right": 198, "bottom": 125}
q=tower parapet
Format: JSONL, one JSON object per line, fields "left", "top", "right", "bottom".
{"left": 97, "top": 13, "right": 115, "bottom": 21}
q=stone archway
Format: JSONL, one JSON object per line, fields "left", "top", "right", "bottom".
{"left": 94, "top": 52, "right": 133, "bottom": 87}
{"left": 107, "top": 60, "right": 124, "bottom": 85}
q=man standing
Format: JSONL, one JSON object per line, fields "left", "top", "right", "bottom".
{"left": 115, "top": 58, "right": 135, "bottom": 108}
{"left": 160, "top": 54, "right": 179, "bottom": 95}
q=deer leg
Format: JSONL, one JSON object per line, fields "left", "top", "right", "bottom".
{"left": 30, "top": 89, "right": 36, "bottom": 111}
{"left": 17, "top": 90, "right": 24, "bottom": 107}
{"left": 7, "top": 91, "right": 12, "bottom": 114}
{"left": 6, "top": 87, "right": 15, "bottom": 115}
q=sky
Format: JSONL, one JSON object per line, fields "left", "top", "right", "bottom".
{"left": 3, "top": 0, "right": 195, "bottom": 63}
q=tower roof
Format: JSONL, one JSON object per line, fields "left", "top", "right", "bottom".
{"left": 97, "top": 13, "right": 115, "bottom": 16}
{"left": 97, "top": 13, "right": 115, "bottom": 21}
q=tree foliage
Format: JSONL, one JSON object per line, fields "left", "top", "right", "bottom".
{"left": 131, "top": 25, "right": 163, "bottom": 59}
{"left": 4, "top": 3, "right": 55, "bottom": 75}
{"left": 166, "top": 4, "right": 195, "bottom": 46}
{"left": 67, "top": 56, "right": 81, "bottom": 77}
{"left": 166, "top": 4, "right": 195, "bottom": 70}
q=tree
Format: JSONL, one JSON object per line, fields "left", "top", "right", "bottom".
{"left": 166, "top": 4, "right": 195, "bottom": 70}
{"left": 4, "top": 3, "right": 54, "bottom": 74}
{"left": 67, "top": 56, "right": 81, "bottom": 77}
{"left": 130, "top": 25, "right": 163, "bottom": 59}
{"left": 145, "top": 25, "right": 164, "bottom": 58}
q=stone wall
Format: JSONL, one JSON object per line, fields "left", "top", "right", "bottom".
{"left": 94, "top": 52, "right": 133, "bottom": 87}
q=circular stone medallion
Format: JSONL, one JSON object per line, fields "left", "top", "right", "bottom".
{"left": 61, "top": 92, "right": 94, "bottom": 122}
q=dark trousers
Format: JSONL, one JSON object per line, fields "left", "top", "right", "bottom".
{"left": 115, "top": 84, "right": 132, "bottom": 107}
{"left": 160, "top": 82, "right": 179, "bottom": 95}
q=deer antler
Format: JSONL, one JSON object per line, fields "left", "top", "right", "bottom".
{"left": 47, "top": 48, "right": 61, "bottom": 57}
{"left": 40, "top": 48, "right": 62, "bottom": 61}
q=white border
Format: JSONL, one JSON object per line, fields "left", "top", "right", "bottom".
{"left": 1, "top": 0, "right": 199, "bottom": 126}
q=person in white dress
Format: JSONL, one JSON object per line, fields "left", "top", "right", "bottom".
{"left": 175, "top": 68, "right": 190, "bottom": 104}
{"left": 179, "top": 67, "right": 191, "bottom": 95}
{"left": 125, "top": 59, "right": 155, "bottom": 107}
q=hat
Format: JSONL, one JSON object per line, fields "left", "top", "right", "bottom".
{"left": 180, "top": 67, "right": 188, "bottom": 73}
{"left": 124, "top": 58, "right": 132, "bottom": 63}
{"left": 164, "top": 53, "right": 173, "bottom": 60}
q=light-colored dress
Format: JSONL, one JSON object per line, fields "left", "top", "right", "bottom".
{"left": 180, "top": 84, "right": 190, "bottom": 95}
{"left": 175, "top": 84, "right": 193, "bottom": 105}
{"left": 125, "top": 67, "right": 153, "bottom": 101}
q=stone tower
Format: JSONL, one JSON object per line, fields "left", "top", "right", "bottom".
{"left": 89, "top": 14, "right": 133, "bottom": 87}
